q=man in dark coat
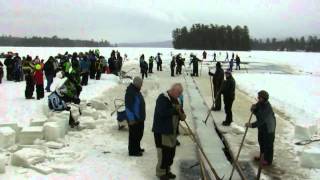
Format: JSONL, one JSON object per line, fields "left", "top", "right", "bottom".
{"left": 246, "top": 90, "right": 276, "bottom": 166}
{"left": 202, "top": 51, "right": 207, "bottom": 60}
{"left": 44, "top": 56, "right": 56, "bottom": 92}
{"left": 209, "top": 62, "right": 224, "bottom": 111}
{"left": 89, "top": 51, "right": 97, "bottom": 79}
{"left": 152, "top": 83, "right": 186, "bottom": 180}
{"left": 190, "top": 54, "right": 201, "bottom": 77}
{"left": 170, "top": 56, "right": 176, "bottom": 77}
{"left": 149, "top": 56, "right": 154, "bottom": 73}
{"left": 219, "top": 70, "right": 235, "bottom": 126}
{"left": 175, "top": 54, "right": 184, "bottom": 75}
{"left": 125, "top": 77, "right": 146, "bottom": 156}
{"left": 22, "top": 56, "right": 35, "bottom": 99}
{"left": 4, "top": 53, "right": 14, "bottom": 81}
{"left": 235, "top": 55, "right": 241, "bottom": 70}
{"left": 156, "top": 53, "right": 162, "bottom": 71}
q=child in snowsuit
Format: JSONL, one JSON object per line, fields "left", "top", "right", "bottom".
{"left": 34, "top": 64, "right": 44, "bottom": 100}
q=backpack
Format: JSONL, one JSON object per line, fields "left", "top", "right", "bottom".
{"left": 48, "top": 91, "right": 68, "bottom": 111}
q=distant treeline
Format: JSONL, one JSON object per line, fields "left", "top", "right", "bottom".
{"left": 172, "top": 24, "right": 250, "bottom": 51}
{"left": 0, "top": 35, "right": 111, "bottom": 47}
{"left": 251, "top": 36, "right": 320, "bottom": 52}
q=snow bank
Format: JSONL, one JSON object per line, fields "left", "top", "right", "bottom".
{"left": 234, "top": 73, "right": 320, "bottom": 138}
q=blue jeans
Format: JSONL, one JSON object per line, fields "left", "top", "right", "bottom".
{"left": 45, "top": 75, "right": 54, "bottom": 91}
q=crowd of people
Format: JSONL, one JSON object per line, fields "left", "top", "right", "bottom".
{"left": 0, "top": 49, "right": 275, "bottom": 180}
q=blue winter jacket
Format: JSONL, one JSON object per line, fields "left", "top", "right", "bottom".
{"left": 80, "top": 58, "right": 90, "bottom": 73}
{"left": 125, "top": 83, "right": 146, "bottom": 123}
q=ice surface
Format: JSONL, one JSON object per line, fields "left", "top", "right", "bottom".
{"left": 0, "top": 127, "right": 16, "bottom": 148}
{"left": 89, "top": 99, "right": 108, "bottom": 110}
{"left": 43, "top": 122, "right": 61, "bottom": 141}
{"left": 11, "top": 148, "right": 45, "bottom": 167}
{"left": 81, "top": 107, "right": 99, "bottom": 120}
{"left": 19, "top": 126, "right": 44, "bottom": 145}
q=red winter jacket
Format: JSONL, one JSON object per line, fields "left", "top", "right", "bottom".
{"left": 34, "top": 70, "right": 44, "bottom": 85}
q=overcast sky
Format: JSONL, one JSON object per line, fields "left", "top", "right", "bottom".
{"left": 0, "top": 0, "right": 319, "bottom": 43}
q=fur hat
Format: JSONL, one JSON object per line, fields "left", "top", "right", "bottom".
{"left": 133, "top": 76, "right": 143, "bottom": 88}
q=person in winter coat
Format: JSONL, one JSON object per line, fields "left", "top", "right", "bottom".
{"left": 0, "top": 61, "right": 3, "bottom": 84}
{"left": 13, "top": 54, "right": 23, "bottom": 82}
{"left": 95, "top": 56, "right": 105, "bottom": 80}
{"left": 140, "top": 55, "right": 148, "bottom": 79}
{"left": 148, "top": 56, "right": 154, "bottom": 73}
{"left": 170, "top": 56, "right": 176, "bottom": 77}
{"left": 190, "top": 54, "right": 202, "bottom": 77}
{"left": 213, "top": 52, "right": 217, "bottom": 61}
{"left": 152, "top": 83, "right": 186, "bottom": 180}
{"left": 229, "top": 58, "right": 234, "bottom": 72}
{"left": 225, "top": 52, "right": 229, "bottom": 61}
{"left": 235, "top": 55, "right": 241, "bottom": 70}
{"left": 79, "top": 55, "right": 90, "bottom": 86}
{"left": 175, "top": 54, "right": 184, "bottom": 75}
{"left": 209, "top": 62, "right": 224, "bottom": 111}
{"left": 44, "top": 56, "right": 56, "bottom": 92}
{"left": 116, "top": 52, "right": 123, "bottom": 72}
{"left": 245, "top": 90, "right": 276, "bottom": 166}
{"left": 89, "top": 51, "right": 97, "bottom": 79}
{"left": 34, "top": 64, "right": 44, "bottom": 100}
{"left": 203, "top": 51, "right": 207, "bottom": 60}
{"left": 108, "top": 50, "right": 117, "bottom": 75}
{"left": 156, "top": 53, "right": 162, "bottom": 71}
{"left": 125, "top": 77, "right": 146, "bottom": 156}
{"left": 219, "top": 70, "right": 235, "bottom": 126}
{"left": 23, "top": 56, "right": 35, "bottom": 99}
{"left": 4, "top": 53, "right": 14, "bottom": 81}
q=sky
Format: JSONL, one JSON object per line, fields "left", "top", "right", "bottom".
{"left": 0, "top": 0, "right": 319, "bottom": 43}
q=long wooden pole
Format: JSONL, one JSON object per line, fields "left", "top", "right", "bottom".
{"left": 229, "top": 113, "right": 253, "bottom": 180}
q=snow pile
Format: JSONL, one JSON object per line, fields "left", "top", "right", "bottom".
{"left": 234, "top": 73, "right": 320, "bottom": 139}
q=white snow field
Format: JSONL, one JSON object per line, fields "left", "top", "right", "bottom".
{"left": 0, "top": 47, "right": 320, "bottom": 179}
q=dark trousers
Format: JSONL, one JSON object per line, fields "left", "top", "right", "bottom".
{"left": 36, "top": 84, "right": 44, "bottom": 100}
{"left": 258, "top": 130, "right": 275, "bottom": 164}
{"left": 157, "top": 63, "right": 162, "bottom": 71}
{"left": 96, "top": 71, "right": 101, "bottom": 80}
{"left": 141, "top": 71, "right": 148, "bottom": 79}
{"left": 90, "top": 70, "right": 96, "bottom": 79}
{"left": 81, "top": 72, "right": 89, "bottom": 86}
{"left": 154, "top": 133, "right": 176, "bottom": 176}
{"left": 170, "top": 67, "right": 175, "bottom": 77}
{"left": 176, "top": 65, "right": 182, "bottom": 75}
{"left": 236, "top": 64, "right": 240, "bottom": 70}
{"left": 25, "top": 75, "right": 34, "bottom": 99}
{"left": 192, "top": 65, "right": 198, "bottom": 76}
{"left": 0, "top": 70, "right": 3, "bottom": 83}
{"left": 45, "top": 75, "right": 54, "bottom": 91}
{"left": 213, "top": 86, "right": 221, "bottom": 110}
{"left": 149, "top": 64, "right": 153, "bottom": 73}
{"left": 224, "top": 97, "right": 234, "bottom": 124}
{"left": 6, "top": 68, "right": 13, "bottom": 81}
{"left": 128, "top": 122, "right": 144, "bottom": 154}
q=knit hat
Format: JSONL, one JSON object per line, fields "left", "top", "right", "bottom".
{"left": 133, "top": 76, "right": 143, "bottom": 88}
{"left": 258, "top": 90, "right": 269, "bottom": 100}
{"left": 35, "top": 64, "right": 41, "bottom": 71}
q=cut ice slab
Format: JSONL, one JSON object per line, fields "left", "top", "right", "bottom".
{"left": 0, "top": 154, "right": 6, "bottom": 173}
{"left": 44, "top": 122, "right": 61, "bottom": 141}
{"left": 19, "top": 126, "right": 44, "bottom": 145}
{"left": 11, "top": 148, "right": 46, "bottom": 167}
{"left": 295, "top": 124, "right": 318, "bottom": 140}
{"left": 78, "top": 116, "right": 96, "bottom": 129}
{"left": 300, "top": 145, "right": 320, "bottom": 168}
{"left": 30, "top": 117, "right": 47, "bottom": 126}
{"left": 0, "top": 127, "right": 16, "bottom": 148}
{"left": 48, "top": 111, "right": 70, "bottom": 137}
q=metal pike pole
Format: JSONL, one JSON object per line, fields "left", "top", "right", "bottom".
{"left": 183, "top": 120, "right": 223, "bottom": 180}
{"left": 229, "top": 113, "right": 253, "bottom": 180}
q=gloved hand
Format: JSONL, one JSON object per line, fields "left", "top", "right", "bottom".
{"left": 179, "top": 112, "right": 186, "bottom": 121}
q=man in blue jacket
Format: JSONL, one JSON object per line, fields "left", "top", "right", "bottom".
{"left": 125, "top": 76, "right": 146, "bottom": 156}
{"left": 152, "top": 83, "right": 186, "bottom": 180}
